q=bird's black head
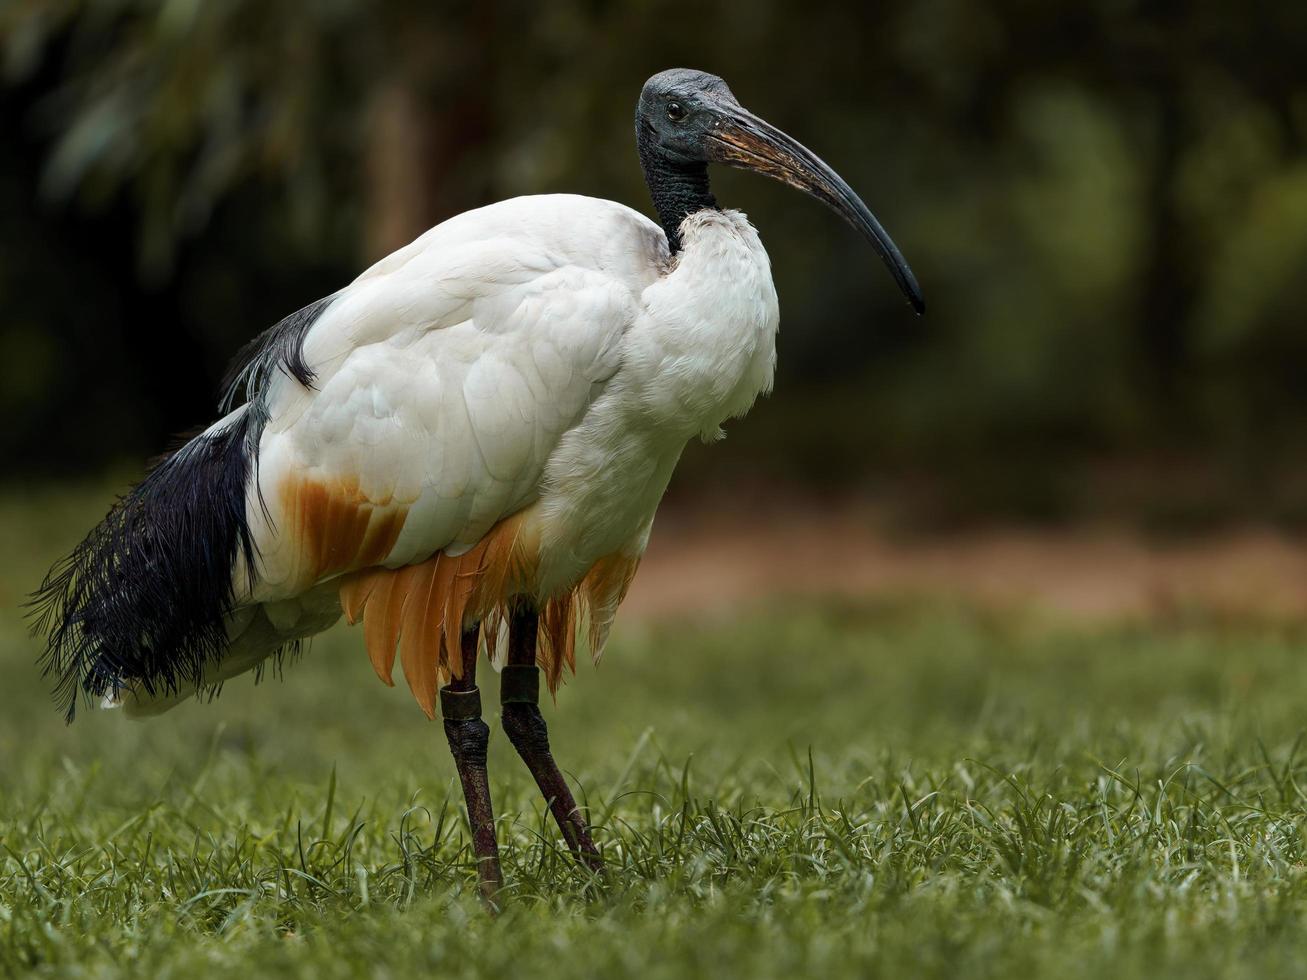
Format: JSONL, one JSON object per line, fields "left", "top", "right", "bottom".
{"left": 635, "top": 67, "right": 924, "bottom": 315}
{"left": 637, "top": 68, "right": 740, "bottom": 166}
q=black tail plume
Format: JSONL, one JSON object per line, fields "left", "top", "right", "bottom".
{"left": 30, "top": 412, "right": 258, "bottom": 721}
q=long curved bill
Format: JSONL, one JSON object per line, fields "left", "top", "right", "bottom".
{"left": 707, "top": 108, "right": 925, "bottom": 315}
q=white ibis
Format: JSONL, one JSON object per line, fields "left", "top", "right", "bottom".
{"left": 33, "top": 68, "right": 923, "bottom": 901}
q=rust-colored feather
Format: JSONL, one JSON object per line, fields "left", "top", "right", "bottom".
{"left": 357, "top": 506, "right": 406, "bottom": 568}
{"left": 360, "top": 571, "right": 403, "bottom": 686}
{"left": 581, "top": 553, "right": 641, "bottom": 659}
{"left": 335, "top": 504, "right": 641, "bottom": 717}
{"left": 280, "top": 474, "right": 408, "bottom": 590}
{"left": 538, "top": 594, "right": 576, "bottom": 693}
{"left": 398, "top": 559, "right": 441, "bottom": 718}
{"left": 339, "top": 571, "right": 376, "bottom": 625}
{"left": 429, "top": 547, "right": 464, "bottom": 678}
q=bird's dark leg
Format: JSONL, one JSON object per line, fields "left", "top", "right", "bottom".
{"left": 441, "top": 626, "right": 504, "bottom": 906}
{"left": 500, "top": 605, "right": 603, "bottom": 871}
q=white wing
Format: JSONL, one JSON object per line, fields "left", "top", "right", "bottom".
{"left": 242, "top": 194, "right": 666, "bottom": 603}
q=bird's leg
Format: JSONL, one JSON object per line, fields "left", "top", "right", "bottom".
{"left": 500, "top": 605, "right": 603, "bottom": 871}
{"left": 440, "top": 626, "right": 504, "bottom": 906}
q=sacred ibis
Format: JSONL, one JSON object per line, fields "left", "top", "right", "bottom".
{"left": 33, "top": 68, "right": 923, "bottom": 901}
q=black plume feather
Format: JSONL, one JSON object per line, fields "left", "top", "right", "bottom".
{"left": 220, "top": 293, "right": 337, "bottom": 425}
{"left": 32, "top": 291, "right": 338, "bottom": 721}
{"left": 30, "top": 411, "right": 258, "bottom": 721}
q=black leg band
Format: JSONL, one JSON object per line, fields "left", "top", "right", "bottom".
{"left": 440, "top": 685, "right": 483, "bottom": 721}
{"left": 500, "top": 664, "right": 540, "bottom": 705}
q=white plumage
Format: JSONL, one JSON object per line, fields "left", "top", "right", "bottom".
{"left": 124, "top": 196, "right": 777, "bottom": 715}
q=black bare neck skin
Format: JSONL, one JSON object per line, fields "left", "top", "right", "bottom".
{"left": 638, "top": 132, "right": 717, "bottom": 253}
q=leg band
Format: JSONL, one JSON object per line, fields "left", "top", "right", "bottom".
{"left": 440, "top": 685, "right": 483, "bottom": 721}
{"left": 500, "top": 664, "right": 540, "bottom": 705}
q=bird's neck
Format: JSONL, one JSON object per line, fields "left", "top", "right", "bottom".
{"left": 638, "top": 146, "right": 717, "bottom": 254}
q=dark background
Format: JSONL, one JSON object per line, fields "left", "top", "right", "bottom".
{"left": 4, "top": 0, "right": 1307, "bottom": 528}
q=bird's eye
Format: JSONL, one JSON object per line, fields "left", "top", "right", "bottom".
{"left": 666, "top": 101, "right": 687, "bottom": 122}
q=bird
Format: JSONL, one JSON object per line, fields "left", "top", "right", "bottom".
{"left": 32, "top": 67, "right": 923, "bottom": 903}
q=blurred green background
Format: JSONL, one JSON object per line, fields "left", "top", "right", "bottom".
{"left": 4, "top": 0, "right": 1307, "bottom": 524}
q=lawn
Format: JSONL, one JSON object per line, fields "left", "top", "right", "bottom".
{"left": 3, "top": 486, "right": 1307, "bottom": 977}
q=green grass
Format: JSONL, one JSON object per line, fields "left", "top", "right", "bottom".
{"left": 4, "top": 486, "right": 1307, "bottom": 977}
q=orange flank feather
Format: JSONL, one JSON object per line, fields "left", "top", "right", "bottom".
{"left": 579, "top": 553, "right": 642, "bottom": 657}
{"left": 334, "top": 516, "right": 640, "bottom": 719}
{"left": 281, "top": 475, "right": 642, "bottom": 719}
{"left": 539, "top": 595, "right": 577, "bottom": 692}
{"left": 358, "top": 570, "right": 403, "bottom": 685}
{"left": 337, "top": 511, "right": 531, "bottom": 716}
{"left": 283, "top": 474, "right": 407, "bottom": 588}
{"left": 398, "top": 559, "right": 441, "bottom": 716}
